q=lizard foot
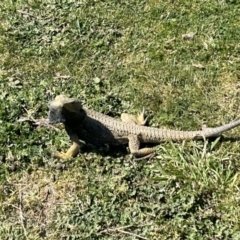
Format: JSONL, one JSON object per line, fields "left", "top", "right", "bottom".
{"left": 136, "top": 108, "right": 148, "bottom": 126}
{"left": 134, "top": 152, "right": 156, "bottom": 161}
{"left": 53, "top": 151, "right": 73, "bottom": 160}
{"left": 121, "top": 108, "right": 148, "bottom": 126}
{"left": 53, "top": 142, "right": 80, "bottom": 159}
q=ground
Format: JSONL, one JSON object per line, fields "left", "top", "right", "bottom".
{"left": 1, "top": 0, "right": 240, "bottom": 239}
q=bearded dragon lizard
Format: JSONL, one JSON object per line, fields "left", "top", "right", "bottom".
{"left": 48, "top": 95, "right": 240, "bottom": 159}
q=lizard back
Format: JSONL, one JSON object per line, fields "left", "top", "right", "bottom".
{"left": 84, "top": 109, "right": 240, "bottom": 144}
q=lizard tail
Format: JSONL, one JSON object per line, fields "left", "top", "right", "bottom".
{"left": 203, "top": 118, "right": 240, "bottom": 138}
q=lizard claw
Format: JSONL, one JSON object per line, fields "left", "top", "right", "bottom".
{"left": 133, "top": 152, "right": 156, "bottom": 161}
{"left": 136, "top": 107, "right": 148, "bottom": 126}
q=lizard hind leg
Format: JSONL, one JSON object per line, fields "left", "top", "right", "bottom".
{"left": 128, "top": 134, "right": 155, "bottom": 160}
{"left": 121, "top": 108, "right": 148, "bottom": 126}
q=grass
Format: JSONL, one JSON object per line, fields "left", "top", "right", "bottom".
{"left": 1, "top": 0, "right": 240, "bottom": 239}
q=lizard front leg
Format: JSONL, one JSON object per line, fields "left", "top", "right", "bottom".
{"left": 128, "top": 134, "right": 155, "bottom": 160}
{"left": 55, "top": 133, "right": 81, "bottom": 159}
{"left": 121, "top": 108, "right": 148, "bottom": 126}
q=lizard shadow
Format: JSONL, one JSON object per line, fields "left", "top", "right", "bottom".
{"left": 216, "top": 135, "right": 240, "bottom": 143}
{"left": 81, "top": 143, "right": 129, "bottom": 159}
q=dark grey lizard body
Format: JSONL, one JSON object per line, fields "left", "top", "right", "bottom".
{"left": 49, "top": 95, "right": 240, "bottom": 159}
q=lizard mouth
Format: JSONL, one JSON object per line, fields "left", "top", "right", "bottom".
{"left": 49, "top": 118, "right": 66, "bottom": 124}
{"left": 48, "top": 113, "right": 66, "bottom": 124}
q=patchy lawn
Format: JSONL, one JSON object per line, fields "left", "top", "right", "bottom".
{"left": 1, "top": 0, "right": 240, "bottom": 239}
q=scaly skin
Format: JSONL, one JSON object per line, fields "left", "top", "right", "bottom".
{"left": 48, "top": 95, "right": 240, "bottom": 159}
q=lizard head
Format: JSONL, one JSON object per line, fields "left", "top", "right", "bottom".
{"left": 48, "top": 95, "right": 86, "bottom": 126}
